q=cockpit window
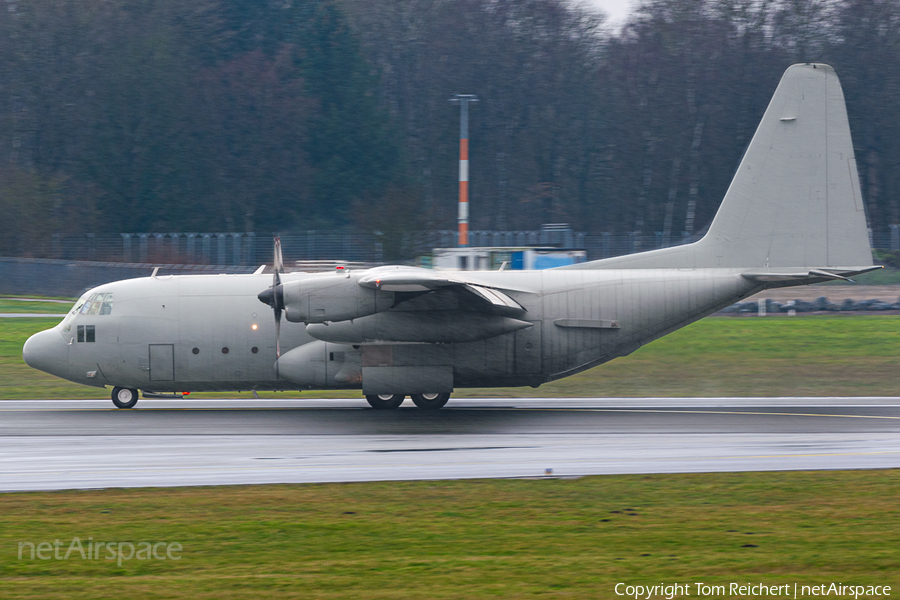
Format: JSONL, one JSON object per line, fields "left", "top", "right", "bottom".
{"left": 61, "top": 291, "right": 113, "bottom": 331}
{"left": 79, "top": 292, "right": 113, "bottom": 316}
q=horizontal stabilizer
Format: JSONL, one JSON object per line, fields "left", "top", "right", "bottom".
{"left": 741, "top": 265, "right": 882, "bottom": 284}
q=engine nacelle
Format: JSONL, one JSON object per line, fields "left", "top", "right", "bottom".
{"left": 306, "top": 311, "right": 533, "bottom": 344}
{"left": 275, "top": 340, "right": 362, "bottom": 388}
{"left": 280, "top": 274, "right": 394, "bottom": 324}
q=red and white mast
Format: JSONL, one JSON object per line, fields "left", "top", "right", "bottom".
{"left": 450, "top": 94, "right": 478, "bottom": 247}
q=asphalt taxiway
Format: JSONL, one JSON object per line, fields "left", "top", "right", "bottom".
{"left": 1, "top": 397, "right": 899, "bottom": 492}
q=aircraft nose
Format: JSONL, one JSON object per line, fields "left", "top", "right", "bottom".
{"left": 23, "top": 328, "right": 68, "bottom": 377}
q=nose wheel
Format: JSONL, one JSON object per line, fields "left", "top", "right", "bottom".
{"left": 111, "top": 387, "right": 139, "bottom": 409}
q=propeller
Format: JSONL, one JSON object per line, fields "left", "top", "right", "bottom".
{"left": 257, "top": 236, "right": 285, "bottom": 358}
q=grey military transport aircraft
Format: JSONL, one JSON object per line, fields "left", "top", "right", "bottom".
{"left": 24, "top": 64, "right": 877, "bottom": 410}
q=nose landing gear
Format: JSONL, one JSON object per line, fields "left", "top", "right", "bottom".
{"left": 111, "top": 386, "right": 139, "bottom": 409}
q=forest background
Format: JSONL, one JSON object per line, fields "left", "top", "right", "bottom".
{"left": 0, "top": 0, "right": 898, "bottom": 260}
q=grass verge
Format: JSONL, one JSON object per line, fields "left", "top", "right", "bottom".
{"left": 1, "top": 471, "right": 897, "bottom": 598}
{"left": 0, "top": 297, "right": 74, "bottom": 314}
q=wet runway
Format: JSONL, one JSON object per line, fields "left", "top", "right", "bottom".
{"left": 1, "top": 397, "right": 899, "bottom": 492}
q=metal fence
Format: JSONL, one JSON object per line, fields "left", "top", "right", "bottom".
{"left": 3, "top": 226, "right": 894, "bottom": 298}
{"left": 0, "top": 258, "right": 260, "bottom": 298}
{"left": 29, "top": 228, "right": 687, "bottom": 265}
{"left": 14, "top": 227, "right": 897, "bottom": 266}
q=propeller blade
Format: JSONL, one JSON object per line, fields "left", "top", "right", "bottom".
{"left": 257, "top": 282, "right": 284, "bottom": 357}
{"left": 274, "top": 236, "right": 284, "bottom": 275}
{"left": 273, "top": 236, "right": 283, "bottom": 357}
{"left": 275, "top": 306, "right": 281, "bottom": 359}
{"left": 256, "top": 236, "right": 287, "bottom": 360}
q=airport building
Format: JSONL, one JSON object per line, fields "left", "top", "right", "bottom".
{"left": 431, "top": 247, "right": 587, "bottom": 271}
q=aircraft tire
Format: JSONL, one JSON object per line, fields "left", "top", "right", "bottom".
{"left": 112, "top": 387, "right": 139, "bottom": 409}
{"left": 365, "top": 394, "right": 405, "bottom": 410}
{"left": 410, "top": 393, "right": 450, "bottom": 410}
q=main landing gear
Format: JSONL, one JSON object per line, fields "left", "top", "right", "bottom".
{"left": 365, "top": 394, "right": 405, "bottom": 410}
{"left": 410, "top": 393, "right": 450, "bottom": 410}
{"left": 364, "top": 393, "right": 451, "bottom": 410}
{"left": 111, "top": 386, "right": 139, "bottom": 409}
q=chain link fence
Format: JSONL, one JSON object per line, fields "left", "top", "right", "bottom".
{"left": 2, "top": 227, "right": 892, "bottom": 297}
{"left": 24, "top": 228, "right": 714, "bottom": 266}
{"left": 27, "top": 227, "right": 894, "bottom": 266}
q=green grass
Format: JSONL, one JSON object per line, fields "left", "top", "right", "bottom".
{"left": 0, "top": 318, "right": 104, "bottom": 400}
{"left": 0, "top": 471, "right": 897, "bottom": 598}
{"left": 0, "top": 298, "right": 73, "bottom": 314}
{"left": 3, "top": 315, "right": 900, "bottom": 399}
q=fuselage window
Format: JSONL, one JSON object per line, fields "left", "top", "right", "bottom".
{"left": 76, "top": 325, "right": 96, "bottom": 343}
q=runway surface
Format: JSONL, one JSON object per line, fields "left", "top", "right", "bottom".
{"left": 2, "top": 397, "right": 899, "bottom": 492}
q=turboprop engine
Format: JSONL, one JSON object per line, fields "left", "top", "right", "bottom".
{"left": 276, "top": 273, "right": 394, "bottom": 324}
{"left": 258, "top": 264, "right": 532, "bottom": 346}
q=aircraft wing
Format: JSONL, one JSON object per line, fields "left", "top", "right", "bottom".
{"left": 358, "top": 267, "right": 526, "bottom": 313}
{"left": 357, "top": 267, "right": 465, "bottom": 291}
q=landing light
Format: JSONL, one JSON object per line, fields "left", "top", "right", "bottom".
{"left": 251, "top": 324, "right": 258, "bottom": 330}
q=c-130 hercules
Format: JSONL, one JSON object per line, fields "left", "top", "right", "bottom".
{"left": 24, "top": 64, "right": 877, "bottom": 409}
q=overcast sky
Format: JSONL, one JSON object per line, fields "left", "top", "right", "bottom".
{"left": 576, "top": 0, "right": 638, "bottom": 28}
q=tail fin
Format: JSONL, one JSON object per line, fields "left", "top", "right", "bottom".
{"left": 578, "top": 63, "right": 872, "bottom": 270}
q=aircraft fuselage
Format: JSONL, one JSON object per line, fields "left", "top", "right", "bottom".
{"left": 24, "top": 268, "right": 762, "bottom": 394}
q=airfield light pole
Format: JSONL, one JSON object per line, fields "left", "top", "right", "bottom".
{"left": 450, "top": 94, "right": 478, "bottom": 247}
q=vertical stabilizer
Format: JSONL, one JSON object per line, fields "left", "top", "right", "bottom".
{"left": 573, "top": 63, "right": 872, "bottom": 270}
{"left": 701, "top": 62, "right": 870, "bottom": 268}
